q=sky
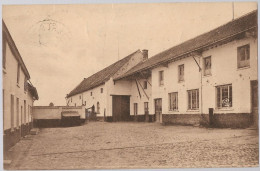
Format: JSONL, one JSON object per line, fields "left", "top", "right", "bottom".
{"left": 2, "top": 2, "right": 257, "bottom": 106}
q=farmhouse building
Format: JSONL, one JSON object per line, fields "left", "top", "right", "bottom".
{"left": 2, "top": 20, "right": 39, "bottom": 151}
{"left": 66, "top": 49, "right": 149, "bottom": 121}
{"left": 115, "top": 10, "right": 258, "bottom": 128}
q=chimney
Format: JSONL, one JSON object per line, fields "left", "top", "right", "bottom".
{"left": 142, "top": 49, "right": 148, "bottom": 60}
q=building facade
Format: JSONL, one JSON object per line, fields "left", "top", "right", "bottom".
{"left": 2, "top": 20, "right": 39, "bottom": 152}
{"left": 66, "top": 50, "right": 148, "bottom": 121}
{"left": 115, "top": 10, "right": 258, "bottom": 128}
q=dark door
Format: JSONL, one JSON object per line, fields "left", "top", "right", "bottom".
{"left": 251, "top": 80, "right": 258, "bottom": 128}
{"left": 144, "top": 102, "right": 149, "bottom": 122}
{"left": 154, "top": 99, "right": 162, "bottom": 122}
{"left": 112, "top": 96, "right": 130, "bottom": 121}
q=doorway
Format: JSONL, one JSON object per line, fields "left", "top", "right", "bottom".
{"left": 251, "top": 80, "right": 258, "bottom": 128}
{"left": 112, "top": 95, "right": 130, "bottom": 121}
{"left": 154, "top": 98, "right": 162, "bottom": 123}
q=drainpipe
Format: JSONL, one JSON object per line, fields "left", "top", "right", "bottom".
{"left": 192, "top": 54, "right": 203, "bottom": 117}
{"left": 199, "top": 56, "right": 203, "bottom": 116}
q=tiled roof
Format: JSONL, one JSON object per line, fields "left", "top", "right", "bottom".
{"left": 67, "top": 50, "right": 141, "bottom": 97}
{"left": 115, "top": 10, "right": 257, "bottom": 81}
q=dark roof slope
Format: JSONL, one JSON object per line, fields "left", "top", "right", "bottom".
{"left": 28, "top": 83, "right": 39, "bottom": 100}
{"left": 115, "top": 10, "right": 257, "bottom": 81}
{"left": 2, "top": 20, "right": 30, "bottom": 79}
{"left": 67, "top": 50, "right": 141, "bottom": 97}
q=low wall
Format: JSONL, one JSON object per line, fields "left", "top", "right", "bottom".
{"left": 33, "top": 106, "right": 86, "bottom": 120}
{"left": 33, "top": 106, "right": 86, "bottom": 127}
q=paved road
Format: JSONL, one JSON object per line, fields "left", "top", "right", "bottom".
{"left": 5, "top": 122, "right": 259, "bottom": 169}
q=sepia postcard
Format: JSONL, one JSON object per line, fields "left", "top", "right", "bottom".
{"left": 1, "top": 1, "right": 259, "bottom": 170}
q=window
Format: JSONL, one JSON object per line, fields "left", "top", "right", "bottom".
{"left": 75, "top": 103, "right": 76, "bottom": 107}
{"left": 97, "top": 102, "right": 100, "bottom": 114}
{"left": 144, "top": 102, "right": 149, "bottom": 114}
{"left": 91, "top": 92, "right": 92, "bottom": 96}
{"left": 79, "top": 95, "right": 81, "bottom": 99}
{"left": 84, "top": 101, "right": 86, "bottom": 106}
{"left": 169, "top": 92, "right": 178, "bottom": 111}
{"left": 188, "top": 89, "right": 199, "bottom": 110}
{"left": 216, "top": 84, "right": 232, "bottom": 108}
{"left": 204, "top": 56, "right": 211, "bottom": 76}
{"left": 2, "top": 35, "right": 6, "bottom": 69}
{"left": 71, "top": 98, "right": 72, "bottom": 102}
{"left": 16, "top": 98, "right": 19, "bottom": 127}
{"left": 134, "top": 103, "right": 138, "bottom": 115}
{"left": 237, "top": 44, "right": 250, "bottom": 68}
{"left": 17, "top": 64, "right": 20, "bottom": 84}
{"left": 101, "top": 88, "right": 103, "bottom": 93}
{"left": 143, "top": 81, "right": 148, "bottom": 89}
{"left": 11, "top": 95, "right": 14, "bottom": 130}
{"left": 178, "top": 64, "right": 184, "bottom": 82}
{"left": 159, "top": 71, "right": 164, "bottom": 86}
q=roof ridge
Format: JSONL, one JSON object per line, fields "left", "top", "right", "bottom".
{"left": 144, "top": 10, "right": 257, "bottom": 62}
{"left": 83, "top": 49, "right": 141, "bottom": 81}
{"left": 67, "top": 49, "right": 141, "bottom": 97}
{"left": 114, "top": 10, "right": 257, "bottom": 81}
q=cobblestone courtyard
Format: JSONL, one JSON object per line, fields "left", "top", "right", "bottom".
{"left": 5, "top": 122, "right": 259, "bottom": 169}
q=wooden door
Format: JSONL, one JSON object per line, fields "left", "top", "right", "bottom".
{"left": 154, "top": 99, "right": 162, "bottom": 122}
{"left": 112, "top": 96, "right": 130, "bottom": 121}
{"left": 251, "top": 80, "right": 258, "bottom": 128}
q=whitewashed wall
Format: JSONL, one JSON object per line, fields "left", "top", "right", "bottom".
{"left": 150, "top": 36, "right": 257, "bottom": 116}
{"left": 67, "top": 84, "right": 106, "bottom": 117}
{"left": 130, "top": 77, "right": 152, "bottom": 116}
{"left": 33, "top": 106, "right": 85, "bottom": 119}
{"left": 3, "top": 42, "right": 34, "bottom": 130}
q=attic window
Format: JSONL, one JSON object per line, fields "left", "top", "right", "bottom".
{"left": 237, "top": 44, "right": 250, "bottom": 68}
{"left": 159, "top": 71, "right": 164, "bottom": 86}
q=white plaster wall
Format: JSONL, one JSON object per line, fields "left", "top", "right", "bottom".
{"left": 33, "top": 106, "right": 62, "bottom": 119}
{"left": 152, "top": 56, "right": 201, "bottom": 115}
{"left": 202, "top": 37, "right": 257, "bottom": 114}
{"left": 151, "top": 36, "right": 257, "bottom": 115}
{"left": 3, "top": 42, "right": 34, "bottom": 131}
{"left": 130, "top": 77, "right": 152, "bottom": 116}
{"left": 67, "top": 84, "right": 106, "bottom": 117}
{"left": 33, "top": 106, "right": 85, "bottom": 119}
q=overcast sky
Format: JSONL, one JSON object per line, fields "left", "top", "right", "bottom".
{"left": 2, "top": 2, "right": 257, "bottom": 106}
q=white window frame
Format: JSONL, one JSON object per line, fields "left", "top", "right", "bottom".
{"left": 187, "top": 89, "right": 199, "bottom": 110}
{"left": 216, "top": 84, "right": 232, "bottom": 109}
{"left": 169, "top": 92, "right": 178, "bottom": 111}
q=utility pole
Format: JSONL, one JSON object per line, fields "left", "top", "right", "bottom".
{"left": 232, "top": 2, "right": 235, "bottom": 21}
